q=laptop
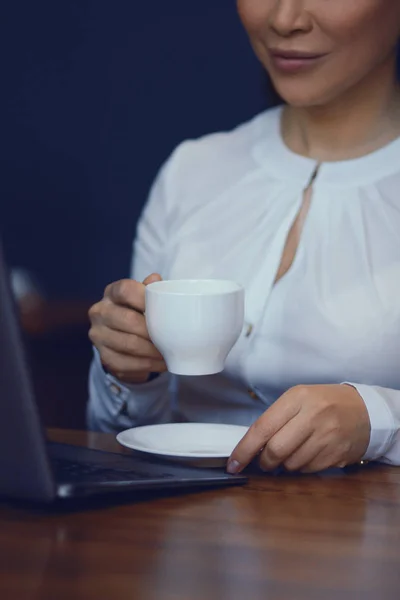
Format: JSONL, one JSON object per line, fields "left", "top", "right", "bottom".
{"left": 0, "top": 244, "right": 246, "bottom": 504}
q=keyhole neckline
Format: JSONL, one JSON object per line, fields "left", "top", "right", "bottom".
{"left": 252, "top": 106, "right": 400, "bottom": 186}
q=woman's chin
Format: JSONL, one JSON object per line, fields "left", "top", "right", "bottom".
{"left": 272, "top": 82, "right": 334, "bottom": 109}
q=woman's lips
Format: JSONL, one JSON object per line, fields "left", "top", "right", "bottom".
{"left": 268, "top": 49, "right": 327, "bottom": 74}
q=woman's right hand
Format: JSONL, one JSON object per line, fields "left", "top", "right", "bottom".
{"left": 88, "top": 273, "right": 167, "bottom": 383}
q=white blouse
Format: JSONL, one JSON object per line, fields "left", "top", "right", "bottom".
{"left": 88, "top": 106, "right": 400, "bottom": 465}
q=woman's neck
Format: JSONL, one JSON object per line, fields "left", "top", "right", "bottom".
{"left": 282, "top": 55, "right": 400, "bottom": 162}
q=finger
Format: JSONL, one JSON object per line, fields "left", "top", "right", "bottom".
{"left": 143, "top": 273, "right": 162, "bottom": 286}
{"left": 95, "top": 303, "right": 150, "bottom": 339}
{"left": 259, "top": 414, "right": 313, "bottom": 472}
{"left": 105, "top": 279, "right": 146, "bottom": 312}
{"left": 91, "top": 326, "right": 164, "bottom": 360}
{"left": 299, "top": 441, "right": 348, "bottom": 473}
{"left": 283, "top": 435, "right": 329, "bottom": 473}
{"left": 227, "top": 391, "right": 302, "bottom": 473}
{"left": 100, "top": 346, "right": 167, "bottom": 377}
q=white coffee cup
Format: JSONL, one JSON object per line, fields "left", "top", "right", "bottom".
{"left": 145, "top": 279, "right": 245, "bottom": 376}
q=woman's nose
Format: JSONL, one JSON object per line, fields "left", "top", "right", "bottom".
{"left": 268, "top": 0, "right": 312, "bottom": 38}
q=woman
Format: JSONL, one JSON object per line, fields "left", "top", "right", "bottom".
{"left": 88, "top": 1, "right": 400, "bottom": 473}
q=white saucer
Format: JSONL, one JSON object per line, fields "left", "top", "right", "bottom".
{"left": 116, "top": 423, "right": 248, "bottom": 468}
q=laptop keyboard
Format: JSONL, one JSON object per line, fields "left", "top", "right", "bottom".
{"left": 52, "top": 457, "right": 174, "bottom": 484}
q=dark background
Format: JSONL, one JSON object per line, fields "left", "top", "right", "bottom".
{"left": 2, "top": 1, "right": 266, "bottom": 301}
{"left": 1, "top": 1, "right": 267, "bottom": 428}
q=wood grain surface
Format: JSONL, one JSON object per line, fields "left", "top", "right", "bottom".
{"left": 1, "top": 429, "right": 400, "bottom": 600}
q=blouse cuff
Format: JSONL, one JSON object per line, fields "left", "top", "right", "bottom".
{"left": 342, "top": 382, "right": 396, "bottom": 461}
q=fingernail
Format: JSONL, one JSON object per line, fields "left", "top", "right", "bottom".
{"left": 227, "top": 459, "right": 241, "bottom": 474}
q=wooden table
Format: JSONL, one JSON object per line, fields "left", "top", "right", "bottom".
{"left": 1, "top": 430, "right": 400, "bottom": 600}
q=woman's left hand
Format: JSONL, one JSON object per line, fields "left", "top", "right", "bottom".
{"left": 227, "top": 384, "right": 371, "bottom": 474}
